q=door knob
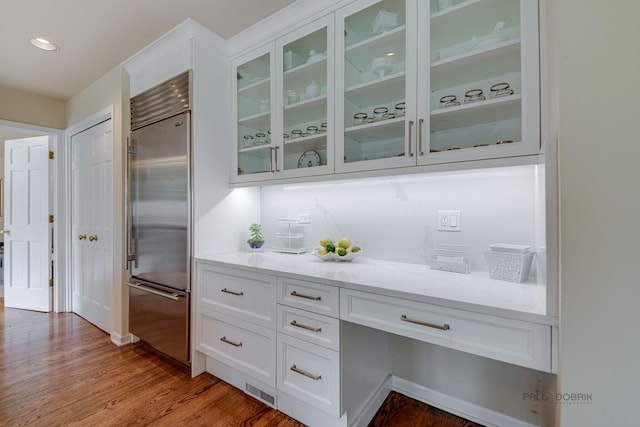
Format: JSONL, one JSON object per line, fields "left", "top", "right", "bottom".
{"left": 79, "top": 234, "right": 87, "bottom": 240}
{"left": 0, "top": 229, "right": 9, "bottom": 234}
{"left": 89, "top": 235, "right": 98, "bottom": 242}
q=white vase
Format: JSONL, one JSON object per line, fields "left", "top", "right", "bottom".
{"left": 306, "top": 81, "right": 320, "bottom": 98}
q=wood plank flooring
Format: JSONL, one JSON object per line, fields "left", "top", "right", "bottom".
{"left": 0, "top": 298, "right": 482, "bottom": 426}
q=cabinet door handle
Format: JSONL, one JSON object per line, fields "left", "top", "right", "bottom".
{"left": 408, "top": 120, "right": 415, "bottom": 157}
{"left": 220, "top": 336, "right": 243, "bottom": 347}
{"left": 78, "top": 234, "right": 87, "bottom": 240}
{"left": 269, "top": 147, "right": 275, "bottom": 172}
{"left": 290, "top": 320, "right": 322, "bottom": 333}
{"left": 418, "top": 118, "right": 424, "bottom": 156}
{"left": 290, "top": 290, "right": 321, "bottom": 301}
{"left": 401, "top": 314, "right": 450, "bottom": 331}
{"left": 89, "top": 235, "right": 98, "bottom": 242}
{"left": 274, "top": 146, "right": 280, "bottom": 172}
{"left": 221, "top": 288, "right": 244, "bottom": 296}
{"left": 290, "top": 364, "right": 321, "bottom": 381}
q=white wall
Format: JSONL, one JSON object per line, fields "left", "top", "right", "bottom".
{"left": 260, "top": 165, "right": 544, "bottom": 273}
{"left": 558, "top": 0, "right": 640, "bottom": 425}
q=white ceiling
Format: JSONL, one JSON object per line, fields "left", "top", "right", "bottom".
{"left": 0, "top": 0, "right": 296, "bottom": 102}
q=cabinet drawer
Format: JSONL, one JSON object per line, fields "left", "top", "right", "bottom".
{"left": 197, "top": 264, "right": 276, "bottom": 328}
{"left": 277, "top": 277, "right": 339, "bottom": 317}
{"left": 197, "top": 308, "right": 276, "bottom": 387}
{"left": 277, "top": 305, "right": 340, "bottom": 351}
{"left": 277, "top": 333, "right": 340, "bottom": 417}
{"left": 340, "top": 289, "right": 551, "bottom": 372}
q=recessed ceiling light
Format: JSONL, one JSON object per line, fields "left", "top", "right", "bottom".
{"left": 29, "top": 38, "right": 60, "bottom": 51}
{"left": 386, "top": 52, "right": 396, "bottom": 57}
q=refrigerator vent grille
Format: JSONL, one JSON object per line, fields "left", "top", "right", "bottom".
{"left": 130, "top": 70, "right": 191, "bottom": 130}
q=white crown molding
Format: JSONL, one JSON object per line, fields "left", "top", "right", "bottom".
{"left": 227, "top": 0, "right": 353, "bottom": 58}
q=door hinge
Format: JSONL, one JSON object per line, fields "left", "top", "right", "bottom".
{"left": 49, "top": 278, "right": 54, "bottom": 287}
{"left": 49, "top": 215, "right": 54, "bottom": 223}
{"left": 49, "top": 151, "right": 55, "bottom": 159}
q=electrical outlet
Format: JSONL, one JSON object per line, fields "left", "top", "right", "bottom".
{"left": 437, "top": 210, "right": 461, "bottom": 232}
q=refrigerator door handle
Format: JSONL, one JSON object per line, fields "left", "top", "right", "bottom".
{"left": 127, "top": 282, "right": 181, "bottom": 301}
{"left": 125, "top": 136, "right": 137, "bottom": 269}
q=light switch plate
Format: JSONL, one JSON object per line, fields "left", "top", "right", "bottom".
{"left": 437, "top": 210, "right": 461, "bottom": 232}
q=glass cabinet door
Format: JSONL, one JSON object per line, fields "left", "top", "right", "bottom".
{"left": 277, "top": 17, "right": 334, "bottom": 177}
{"left": 235, "top": 48, "right": 275, "bottom": 177}
{"left": 422, "top": 0, "right": 539, "bottom": 164}
{"left": 337, "top": 0, "right": 415, "bottom": 173}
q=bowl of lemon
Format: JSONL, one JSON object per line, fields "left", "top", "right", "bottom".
{"left": 312, "top": 237, "right": 362, "bottom": 262}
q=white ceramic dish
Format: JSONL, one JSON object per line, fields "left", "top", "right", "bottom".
{"left": 312, "top": 247, "right": 362, "bottom": 262}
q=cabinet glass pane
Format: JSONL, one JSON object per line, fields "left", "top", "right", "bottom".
{"left": 282, "top": 27, "right": 329, "bottom": 171}
{"left": 343, "top": 0, "right": 407, "bottom": 164}
{"left": 237, "top": 53, "right": 272, "bottom": 176}
{"left": 429, "top": 0, "right": 522, "bottom": 152}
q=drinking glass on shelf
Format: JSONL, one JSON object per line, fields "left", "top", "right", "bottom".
{"left": 291, "top": 129, "right": 303, "bottom": 138}
{"left": 439, "top": 95, "right": 460, "bottom": 108}
{"left": 242, "top": 134, "right": 254, "bottom": 148}
{"left": 255, "top": 132, "right": 266, "bottom": 145}
{"left": 354, "top": 112, "right": 367, "bottom": 125}
{"left": 464, "top": 89, "right": 485, "bottom": 103}
{"left": 395, "top": 102, "right": 406, "bottom": 116}
{"left": 490, "top": 82, "right": 514, "bottom": 98}
{"left": 307, "top": 125, "right": 318, "bottom": 134}
{"left": 373, "top": 106, "right": 388, "bottom": 120}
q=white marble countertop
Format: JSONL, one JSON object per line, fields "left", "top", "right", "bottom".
{"left": 195, "top": 251, "right": 556, "bottom": 326}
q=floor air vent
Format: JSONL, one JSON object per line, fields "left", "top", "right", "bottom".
{"left": 245, "top": 383, "right": 276, "bottom": 407}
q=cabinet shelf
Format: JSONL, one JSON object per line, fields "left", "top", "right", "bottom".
{"left": 285, "top": 132, "right": 326, "bottom": 146}
{"left": 238, "top": 143, "right": 271, "bottom": 155}
{"left": 345, "top": 71, "right": 405, "bottom": 108}
{"left": 431, "top": 0, "right": 520, "bottom": 48}
{"left": 430, "top": 94, "right": 521, "bottom": 131}
{"left": 345, "top": 25, "right": 406, "bottom": 72}
{"left": 431, "top": 39, "right": 520, "bottom": 91}
{"left": 238, "top": 77, "right": 270, "bottom": 99}
{"left": 238, "top": 111, "right": 270, "bottom": 129}
{"left": 284, "top": 95, "right": 327, "bottom": 128}
{"left": 345, "top": 116, "right": 405, "bottom": 142}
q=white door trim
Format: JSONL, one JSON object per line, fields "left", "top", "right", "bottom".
{"left": 64, "top": 106, "right": 114, "bottom": 314}
{"left": 0, "top": 119, "right": 64, "bottom": 312}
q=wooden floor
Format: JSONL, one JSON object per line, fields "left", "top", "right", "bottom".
{"left": 0, "top": 298, "right": 482, "bottom": 426}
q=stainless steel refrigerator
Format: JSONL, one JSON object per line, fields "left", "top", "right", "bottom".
{"left": 126, "top": 71, "right": 192, "bottom": 364}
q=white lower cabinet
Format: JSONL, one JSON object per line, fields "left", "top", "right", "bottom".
{"left": 197, "top": 308, "right": 276, "bottom": 386}
{"left": 277, "top": 332, "right": 341, "bottom": 416}
{"left": 195, "top": 260, "right": 554, "bottom": 426}
{"left": 340, "top": 288, "right": 552, "bottom": 372}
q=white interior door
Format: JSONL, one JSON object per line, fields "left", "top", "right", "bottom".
{"left": 3, "top": 136, "right": 52, "bottom": 312}
{"left": 71, "top": 119, "right": 113, "bottom": 332}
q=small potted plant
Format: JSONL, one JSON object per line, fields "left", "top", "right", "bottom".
{"left": 247, "top": 223, "right": 265, "bottom": 249}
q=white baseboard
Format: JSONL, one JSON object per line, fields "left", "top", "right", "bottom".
{"left": 392, "top": 376, "right": 539, "bottom": 427}
{"left": 110, "top": 332, "right": 137, "bottom": 346}
{"left": 349, "top": 375, "right": 392, "bottom": 427}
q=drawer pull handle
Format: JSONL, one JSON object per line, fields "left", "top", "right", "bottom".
{"left": 221, "top": 288, "right": 244, "bottom": 296}
{"left": 220, "top": 336, "right": 243, "bottom": 347}
{"left": 290, "top": 291, "right": 321, "bottom": 301}
{"left": 290, "top": 364, "right": 321, "bottom": 381}
{"left": 290, "top": 320, "right": 322, "bottom": 333}
{"left": 401, "top": 314, "right": 450, "bottom": 331}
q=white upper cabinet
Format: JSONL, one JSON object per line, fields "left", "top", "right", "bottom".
{"left": 420, "top": 0, "right": 540, "bottom": 165}
{"left": 336, "top": 0, "right": 416, "bottom": 173}
{"left": 231, "top": 0, "right": 540, "bottom": 183}
{"left": 232, "top": 16, "right": 335, "bottom": 183}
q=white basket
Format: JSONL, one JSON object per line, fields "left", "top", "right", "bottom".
{"left": 484, "top": 251, "right": 535, "bottom": 283}
{"left": 430, "top": 255, "right": 470, "bottom": 274}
